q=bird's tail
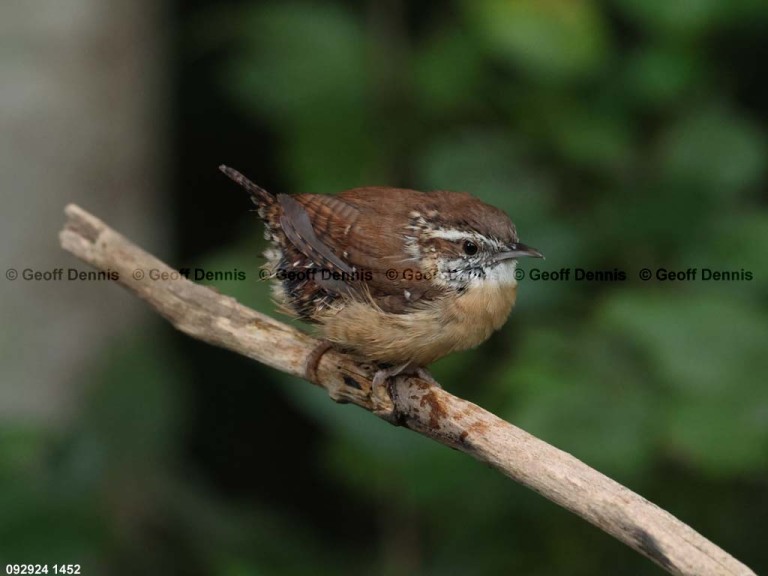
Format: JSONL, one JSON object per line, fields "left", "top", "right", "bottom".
{"left": 219, "top": 165, "right": 276, "bottom": 207}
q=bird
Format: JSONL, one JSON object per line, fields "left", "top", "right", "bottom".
{"left": 220, "top": 165, "right": 542, "bottom": 390}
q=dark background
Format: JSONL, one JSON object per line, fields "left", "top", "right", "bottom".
{"left": 2, "top": 0, "right": 767, "bottom": 574}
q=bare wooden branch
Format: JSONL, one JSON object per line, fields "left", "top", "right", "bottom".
{"left": 59, "top": 203, "right": 756, "bottom": 576}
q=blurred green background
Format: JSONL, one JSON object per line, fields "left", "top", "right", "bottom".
{"left": 2, "top": 0, "right": 767, "bottom": 574}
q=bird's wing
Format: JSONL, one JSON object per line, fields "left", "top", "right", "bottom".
{"left": 285, "top": 188, "right": 448, "bottom": 313}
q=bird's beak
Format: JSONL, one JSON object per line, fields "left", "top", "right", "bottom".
{"left": 495, "top": 242, "right": 544, "bottom": 261}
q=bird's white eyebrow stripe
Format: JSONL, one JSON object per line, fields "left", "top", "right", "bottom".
{"left": 425, "top": 229, "right": 478, "bottom": 241}
{"left": 424, "top": 229, "right": 507, "bottom": 252}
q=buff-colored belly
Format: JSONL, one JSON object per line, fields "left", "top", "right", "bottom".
{"left": 319, "top": 282, "right": 518, "bottom": 366}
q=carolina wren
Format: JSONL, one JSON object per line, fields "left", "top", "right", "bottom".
{"left": 220, "top": 165, "right": 542, "bottom": 388}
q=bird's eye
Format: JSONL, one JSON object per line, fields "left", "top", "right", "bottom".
{"left": 463, "top": 240, "right": 478, "bottom": 256}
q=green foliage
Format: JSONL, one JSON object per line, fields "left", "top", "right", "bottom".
{"left": 6, "top": 0, "right": 767, "bottom": 574}
{"left": 614, "top": 0, "right": 731, "bottom": 38}
{"left": 501, "top": 324, "right": 660, "bottom": 478}
{"left": 226, "top": 3, "right": 375, "bottom": 192}
{"left": 602, "top": 293, "right": 768, "bottom": 475}
{"left": 216, "top": 0, "right": 768, "bottom": 571}
{"left": 658, "top": 104, "right": 766, "bottom": 197}
{"left": 464, "top": 0, "right": 610, "bottom": 82}
{"left": 0, "top": 335, "right": 185, "bottom": 567}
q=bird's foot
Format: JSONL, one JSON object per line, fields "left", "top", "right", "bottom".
{"left": 371, "top": 363, "right": 440, "bottom": 394}
{"left": 370, "top": 363, "right": 440, "bottom": 425}
{"left": 305, "top": 339, "right": 334, "bottom": 383}
{"left": 371, "top": 363, "right": 412, "bottom": 425}
{"left": 413, "top": 367, "right": 442, "bottom": 388}
{"left": 371, "top": 362, "right": 409, "bottom": 398}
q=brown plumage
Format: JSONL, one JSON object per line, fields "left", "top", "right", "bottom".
{"left": 220, "top": 165, "right": 542, "bottom": 377}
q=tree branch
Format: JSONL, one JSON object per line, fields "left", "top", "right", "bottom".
{"left": 59, "top": 204, "right": 755, "bottom": 576}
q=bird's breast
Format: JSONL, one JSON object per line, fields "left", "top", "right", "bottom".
{"left": 318, "top": 279, "right": 518, "bottom": 367}
{"left": 443, "top": 279, "right": 519, "bottom": 349}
